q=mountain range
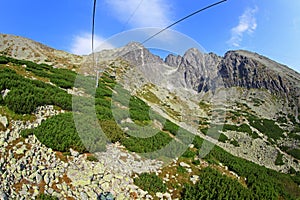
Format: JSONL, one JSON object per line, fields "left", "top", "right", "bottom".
{"left": 1, "top": 33, "right": 300, "bottom": 199}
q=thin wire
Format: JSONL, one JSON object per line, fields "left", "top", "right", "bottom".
{"left": 92, "top": 0, "right": 97, "bottom": 64}
{"left": 122, "top": 0, "right": 144, "bottom": 31}
{"left": 142, "top": 0, "right": 227, "bottom": 44}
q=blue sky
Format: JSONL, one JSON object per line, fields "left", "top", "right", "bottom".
{"left": 1, "top": 0, "right": 300, "bottom": 72}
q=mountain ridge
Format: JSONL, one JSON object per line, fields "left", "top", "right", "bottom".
{"left": 1, "top": 33, "right": 300, "bottom": 199}
{"left": 0, "top": 33, "right": 82, "bottom": 68}
{"left": 1, "top": 33, "right": 299, "bottom": 116}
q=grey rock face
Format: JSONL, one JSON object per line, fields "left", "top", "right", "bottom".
{"left": 165, "top": 54, "right": 182, "bottom": 68}
{"left": 218, "top": 51, "right": 300, "bottom": 108}
{"left": 115, "top": 44, "right": 300, "bottom": 109}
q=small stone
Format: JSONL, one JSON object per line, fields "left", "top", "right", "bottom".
{"left": 70, "top": 148, "right": 79, "bottom": 157}
{"left": 44, "top": 174, "right": 50, "bottom": 185}
{"left": 156, "top": 192, "right": 163, "bottom": 198}
{"left": 163, "top": 192, "right": 172, "bottom": 199}
{"left": 179, "top": 162, "right": 190, "bottom": 168}
{"left": 36, "top": 174, "right": 43, "bottom": 184}
{"left": 0, "top": 115, "right": 8, "bottom": 128}
{"left": 190, "top": 175, "right": 199, "bottom": 184}
{"left": 47, "top": 188, "right": 54, "bottom": 195}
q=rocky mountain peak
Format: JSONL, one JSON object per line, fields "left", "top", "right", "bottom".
{"left": 0, "top": 33, "right": 82, "bottom": 68}
{"left": 165, "top": 54, "right": 182, "bottom": 68}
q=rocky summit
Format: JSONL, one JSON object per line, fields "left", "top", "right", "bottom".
{"left": 1, "top": 34, "right": 300, "bottom": 199}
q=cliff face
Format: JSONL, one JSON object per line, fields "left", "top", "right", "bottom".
{"left": 114, "top": 43, "right": 300, "bottom": 111}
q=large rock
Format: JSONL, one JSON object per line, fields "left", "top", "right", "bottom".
{"left": 70, "top": 148, "right": 79, "bottom": 157}
{"left": 0, "top": 115, "right": 8, "bottom": 128}
{"left": 1, "top": 89, "right": 10, "bottom": 99}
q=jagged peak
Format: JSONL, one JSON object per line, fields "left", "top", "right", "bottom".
{"left": 183, "top": 48, "right": 204, "bottom": 57}
{"left": 124, "top": 41, "right": 145, "bottom": 50}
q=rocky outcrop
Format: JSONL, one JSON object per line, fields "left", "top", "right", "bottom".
{"left": 114, "top": 44, "right": 300, "bottom": 109}
{"left": 0, "top": 34, "right": 82, "bottom": 68}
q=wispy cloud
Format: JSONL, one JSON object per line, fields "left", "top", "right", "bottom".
{"left": 228, "top": 7, "right": 258, "bottom": 47}
{"left": 104, "top": 0, "right": 172, "bottom": 28}
{"left": 70, "top": 33, "right": 114, "bottom": 55}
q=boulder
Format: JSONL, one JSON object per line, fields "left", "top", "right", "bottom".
{"left": 179, "top": 162, "right": 190, "bottom": 168}
{"left": 70, "top": 148, "right": 79, "bottom": 157}
{"left": 1, "top": 89, "right": 10, "bottom": 99}
{"left": 0, "top": 115, "right": 8, "bottom": 128}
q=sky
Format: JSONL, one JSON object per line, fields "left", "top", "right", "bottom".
{"left": 0, "top": 0, "right": 300, "bottom": 72}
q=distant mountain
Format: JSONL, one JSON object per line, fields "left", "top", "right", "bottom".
{"left": 88, "top": 41, "right": 300, "bottom": 116}
{"left": 0, "top": 33, "right": 82, "bottom": 68}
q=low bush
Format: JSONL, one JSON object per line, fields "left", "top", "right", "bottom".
{"left": 134, "top": 173, "right": 167, "bottom": 194}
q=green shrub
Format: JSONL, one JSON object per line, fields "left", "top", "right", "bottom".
{"left": 87, "top": 155, "right": 99, "bottom": 162}
{"left": 230, "top": 139, "right": 239, "bottom": 147}
{"left": 181, "top": 167, "right": 254, "bottom": 199}
{"left": 0, "top": 68, "right": 72, "bottom": 114}
{"left": 192, "top": 136, "right": 204, "bottom": 149}
{"left": 0, "top": 56, "right": 8, "bottom": 64}
{"left": 31, "top": 113, "right": 87, "bottom": 153}
{"left": 99, "top": 120, "right": 125, "bottom": 143}
{"left": 192, "top": 159, "right": 200, "bottom": 165}
{"left": 287, "top": 149, "right": 300, "bottom": 160}
{"left": 275, "top": 152, "right": 284, "bottom": 165}
{"left": 20, "top": 129, "right": 35, "bottom": 138}
{"left": 200, "top": 143, "right": 300, "bottom": 199}
{"left": 218, "top": 133, "right": 228, "bottom": 142}
{"left": 177, "top": 166, "right": 187, "bottom": 174}
{"left": 122, "top": 131, "right": 172, "bottom": 153}
{"left": 181, "top": 149, "right": 196, "bottom": 158}
{"left": 248, "top": 115, "right": 284, "bottom": 141}
{"left": 134, "top": 173, "right": 167, "bottom": 194}
{"left": 129, "top": 96, "right": 151, "bottom": 123}
{"left": 163, "top": 119, "right": 179, "bottom": 135}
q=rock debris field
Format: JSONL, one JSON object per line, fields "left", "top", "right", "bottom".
{"left": 0, "top": 106, "right": 163, "bottom": 199}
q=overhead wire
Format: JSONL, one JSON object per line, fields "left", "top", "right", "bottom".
{"left": 92, "top": 0, "right": 97, "bottom": 65}
{"left": 122, "top": 0, "right": 144, "bottom": 31}
{"left": 142, "top": 0, "right": 227, "bottom": 44}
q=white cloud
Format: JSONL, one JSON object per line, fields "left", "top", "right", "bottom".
{"left": 105, "top": 0, "right": 172, "bottom": 28}
{"left": 228, "top": 7, "right": 258, "bottom": 47}
{"left": 70, "top": 33, "right": 114, "bottom": 55}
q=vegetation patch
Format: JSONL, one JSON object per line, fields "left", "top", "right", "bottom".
{"left": 129, "top": 96, "right": 151, "bottom": 124}
{"left": 203, "top": 143, "right": 300, "bottom": 199}
{"left": 0, "top": 68, "right": 72, "bottom": 114}
{"left": 134, "top": 173, "right": 167, "bottom": 195}
{"left": 287, "top": 149, "right": 300, "bottom": 160}
{"left": 230, "top": 139, "right": 240, "bottom": 147}
{"left": 247, "top": 114, "right": 284, "bottom": 141}
{"left": 181, "top": 167, "right": 253, "bottom": 199}
{"left": 122, "top": 131, "right": 172, "bottom": 153}
{"left": 275, "top": 152, "right": 285, "bottom": 165}
{"left": 163, "top": 119, "right": 179, "bottom": 136}
{"left": 21, "top": 113, "right": 91, "bottom": 153}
